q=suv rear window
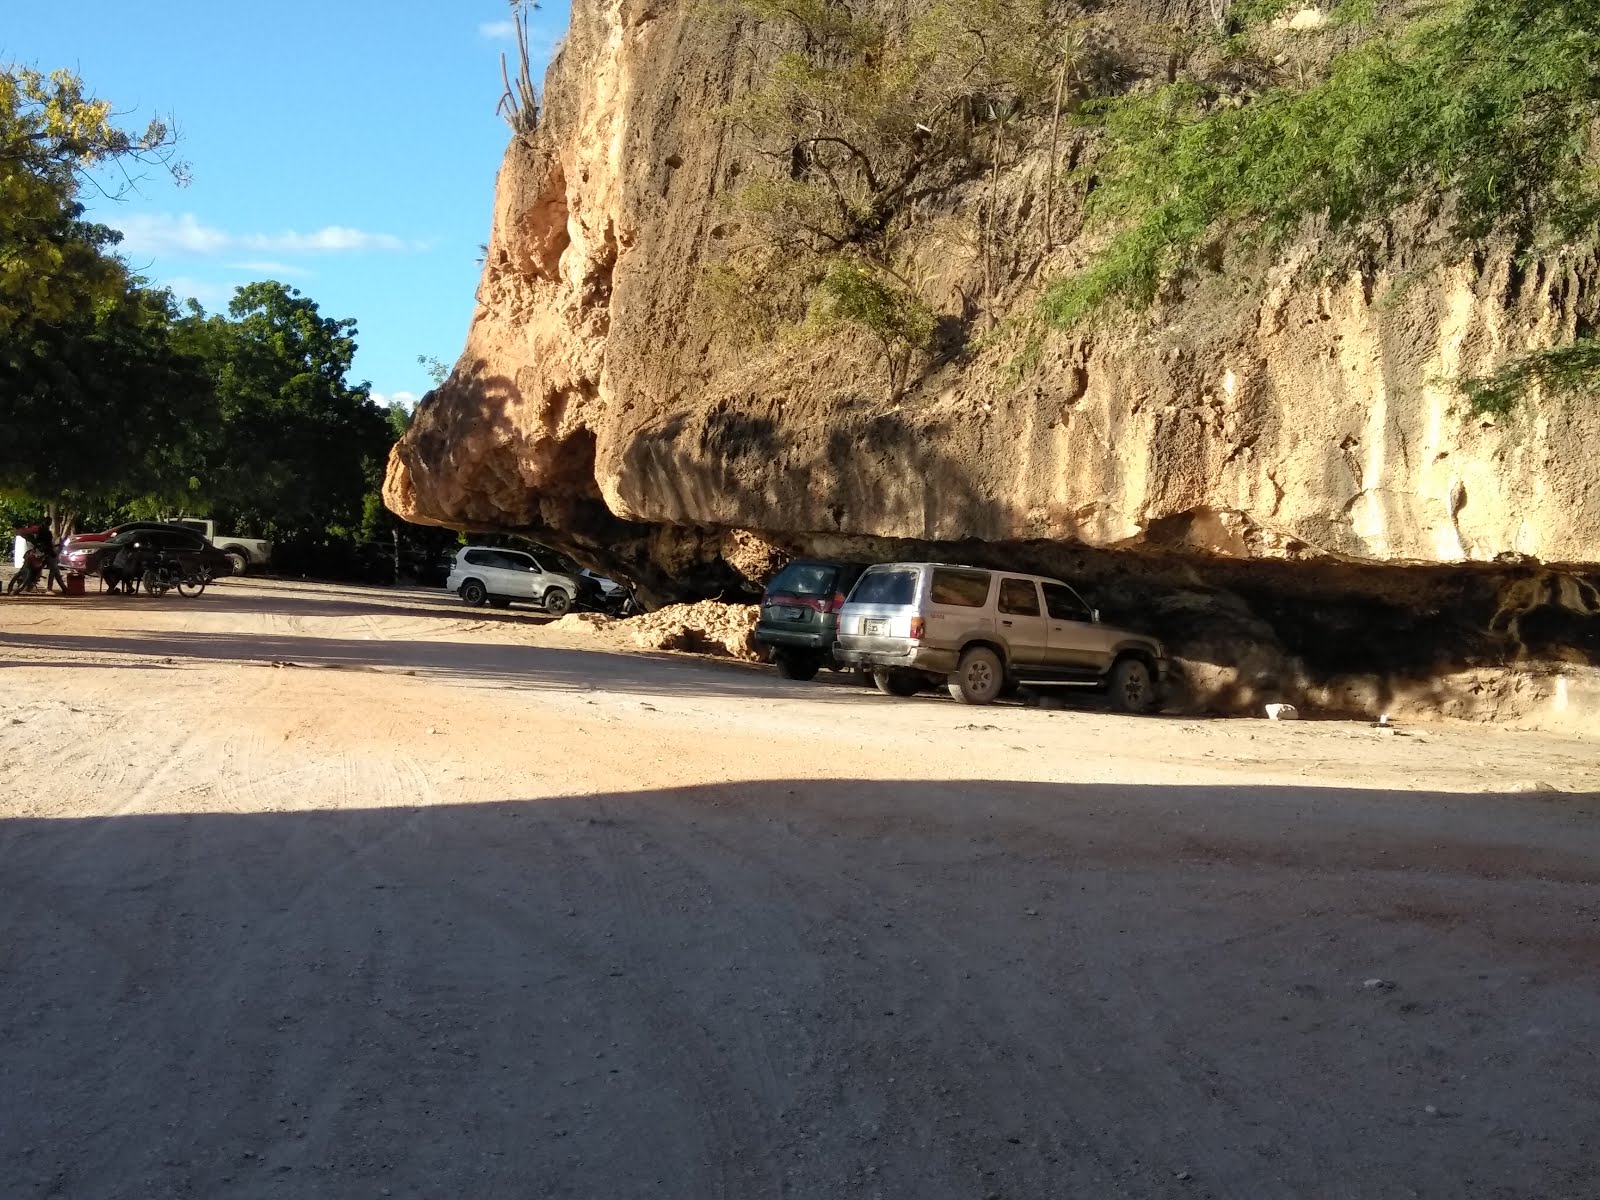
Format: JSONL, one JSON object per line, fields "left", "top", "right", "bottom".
{"left": 850, "top": 568, "right": 917, "bottom": 607}
{"left": 768, "top": 562, "right": 836, "bottom": 597}
{"left": 930, "top": 569, "right": 991, "bottom": 608}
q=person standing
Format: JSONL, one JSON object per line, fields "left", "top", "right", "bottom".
{"left": 34, "top": 522, "right": 66, "bottom": 594}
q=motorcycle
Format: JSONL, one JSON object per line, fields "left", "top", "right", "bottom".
{"left": 6, "top": 547, "right": 44, "bottom": 595}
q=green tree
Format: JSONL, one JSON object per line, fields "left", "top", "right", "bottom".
{"left": 1, "top": 64, "right": 182, "bottom": 337}
{"left": 188, "top": 282, "right": 391, "bottom": 536}
{"left": 1, "top": 284, "right": 214, "bottom": 513}
{"left": 1041, "top": 0, "right": 1600, "bottom": 411}
{"left": 1, "top": 63, "right": 197, "bottom": 522}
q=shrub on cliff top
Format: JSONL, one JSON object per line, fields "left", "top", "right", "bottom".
{"left": 1044, "top": 0, "right": 1600, "bottom": 412}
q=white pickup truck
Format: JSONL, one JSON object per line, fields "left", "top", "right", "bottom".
{"left": 175, "top": 519, "right": 273, "bottom": 575}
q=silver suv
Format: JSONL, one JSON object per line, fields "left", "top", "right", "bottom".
{"left": 833, "top": 562, "right": 1166, "bottom": 711}
{"left": 446, "top": 546, "right": 580, "bottom": 615}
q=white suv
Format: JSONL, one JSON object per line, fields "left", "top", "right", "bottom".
{"left": 446, "top": 546, "right": 580, "bottom": 615}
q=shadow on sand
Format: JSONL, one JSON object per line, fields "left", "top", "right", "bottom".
{"left": 1, "top": 778, "right": 1596, "bottom": 1199}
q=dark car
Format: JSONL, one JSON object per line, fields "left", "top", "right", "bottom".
{"left": 77, "top": 525, "right": 233, "bottom": 588}
{"left": 59, "top": 522, "right": 196, "bottom": 573}
{"left": 755, "top": 559, "right": 868, "bottom": 680}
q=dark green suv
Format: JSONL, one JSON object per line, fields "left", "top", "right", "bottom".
{"left": 755, "top": 559, "right": 867, "bottom": 680}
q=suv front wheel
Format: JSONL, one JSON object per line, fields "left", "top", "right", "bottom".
{"left": 543, "top": 587, "right": 572, "bottom": 617}
{"left": 948, "top": 646, "right": 1004, "bottom": 705}
{"left": 1108, "top": 656, "right": 1158, "bottom": 714}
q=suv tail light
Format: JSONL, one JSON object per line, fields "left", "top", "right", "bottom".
{"left": 909, "top": 617, "right": 926, "bottom": 640}
{"left": 828, "top": 591, "right": 847, "bottom": 613}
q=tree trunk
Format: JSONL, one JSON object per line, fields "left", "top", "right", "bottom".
{"left": 984, "top": 124, "right": 1002, "bottom": 328}
{"left": 1044, "top": 55, "right": 1069, "bottom": 251}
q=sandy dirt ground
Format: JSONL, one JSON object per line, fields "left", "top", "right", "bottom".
{"left": 2, "top": 577, "right": 1597, "bottom": 1199}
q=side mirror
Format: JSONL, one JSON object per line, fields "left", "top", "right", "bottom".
{"left": 1091, "top": 608, "right": 1101, "bottom": 623}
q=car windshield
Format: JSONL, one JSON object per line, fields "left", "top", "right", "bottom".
{"left": 850, "top": 568, "right": 917, "bottom": 607}
{"left": 768, "top": 562, "right": 836, "bottom": 597}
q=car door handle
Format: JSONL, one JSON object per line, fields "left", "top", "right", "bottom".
{"left": 1001, "top": 619, "right": 1014, "bottom": 626}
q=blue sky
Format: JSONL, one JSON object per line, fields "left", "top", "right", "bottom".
{"left": 5, "top": 0, "right": 571, "bottom": 408}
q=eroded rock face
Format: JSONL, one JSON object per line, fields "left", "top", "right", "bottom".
{"left": 385, "top": 0, "right": 1600, "bottom": 724}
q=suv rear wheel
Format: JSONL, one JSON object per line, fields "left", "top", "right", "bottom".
{"left": 225, "top": 550, "right": 249, "bottom": 576}
{"left": 459, "top": 579, "right": 487, "bottom": 606}
{"left": 775, "top": 650, "right": 823, "bottom": 681}
{"left": 873, "top": 668, "right": 923, "bottom": 698}
{"left": 1108, "top": 656, "right": 1158, "bottom": 714}
{"left": 948, "top": 646, "right": 1004, "bottom": 705}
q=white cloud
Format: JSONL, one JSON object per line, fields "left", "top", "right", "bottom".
{"left": 373, "top": 391, "right": 421, "bottom": 411}
{"left": 114, "top": 213, "right": 424, "bottom": 259}
{"left": 117, "top": 213, "right": 229, "bottom": 256}
{"left": 227, "top": 260, "right": 312, "bottom": 278}
{"left": 253, "top": 226, "right": 416, "bottom": 254}
{"left": 479, "top": 19, "right": 516, "bottom": 38}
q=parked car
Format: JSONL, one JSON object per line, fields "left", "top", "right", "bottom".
{"left": 59, "top": 521, "right": 184, "bottom": 561}
{"left": 446, "top": 546, "right": 580, "bottom": 615}
{"left": 74, "top": 526, "right": 233, "bottom": 588}
{"left": 59, "top": 523, "right": 199, "bottom": 575}
{"left": 172, "top": 519, "right": 272, "bottom": 575}
{"left": 576, "top": 568, "right": 639, "bottom": 616}
{"left": 833, "top": 562, "right": 1167, "bottom": 711}
{"left": 754, "top": 559, "right": 868, "bottom": 680}
{"left": 61, "top": 519, "right": 270, "bottom": 577}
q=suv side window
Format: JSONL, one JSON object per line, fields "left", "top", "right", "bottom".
{"left": 930, "top": 569, "right": 991, "bottom": 608}
{"left": 1042, "top": 582, "right": 1093, "bottom": 623}
{"left": 464, "top": 549, "right": 494, "bottom": 568}
{"left": 998, "top": 578, "right": 1041, "bottom": 616}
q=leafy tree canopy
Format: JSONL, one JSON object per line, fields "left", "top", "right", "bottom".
{"left": 1, "top": 63, "right": 204, "bottom": 512}
{"left": 0, "top": 64, "right": 182, "bottom": 336}
{"left": 187, "top": 281, "right": 392, "bottom": 534}
{"left": 0, "top": 283, "right": 214, "bottom": 507}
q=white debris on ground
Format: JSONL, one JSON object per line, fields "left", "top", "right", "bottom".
{"left": 551, "top": 611, "right": 615, "bottom": 632}
{"left": 625, "top": 601, "right": 763, "bottom": 662}
{"left": 550, "top": 602, "right": 762, "bottom": 662}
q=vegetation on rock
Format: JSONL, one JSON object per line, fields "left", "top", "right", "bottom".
{"left": 1043, "top": 0, "right": 1600, "bottom": 412}
{"left": 714, "top": 0, "right": 1082, "bottom": 397}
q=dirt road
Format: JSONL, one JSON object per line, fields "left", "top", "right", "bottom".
{"left": 2, "top": 579, "right": 1597, "bottom": 1199}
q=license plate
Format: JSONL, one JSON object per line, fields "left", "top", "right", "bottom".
{"left": 772, "top": 605, "right": 805, "bottom": 620}
{"left": 864, "top": 619, "right": 887, "bottom": 636}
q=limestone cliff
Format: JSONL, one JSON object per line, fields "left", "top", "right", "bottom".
{"left": 385, "top": 0, "right": 1600, "bottom": 726}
